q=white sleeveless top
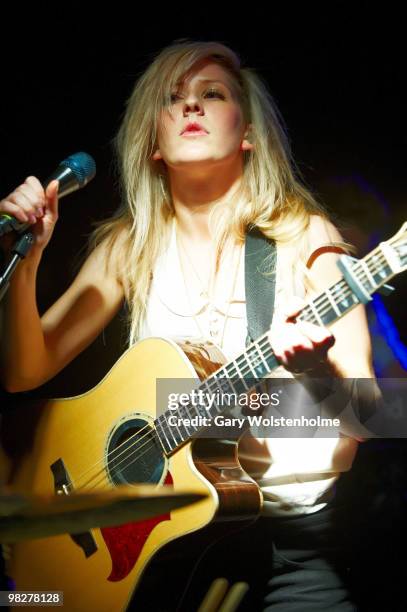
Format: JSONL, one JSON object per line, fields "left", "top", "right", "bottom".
{"left": 140, "top": 220, "right": 359, "bottom": 516}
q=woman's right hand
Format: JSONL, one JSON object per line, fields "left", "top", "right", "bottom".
{"left": 0, "top": 176, "right": 59, "bottom": 255}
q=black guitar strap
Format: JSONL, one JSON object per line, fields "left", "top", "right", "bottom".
{"left": 245, "top": 226, "right": 277, "bottom": 344}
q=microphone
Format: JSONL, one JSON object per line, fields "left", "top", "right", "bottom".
{"left": 0, "top": 152, "right": 96, "bottom": 236}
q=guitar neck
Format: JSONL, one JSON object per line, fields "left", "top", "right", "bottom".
{"left": 155, "top": 241, "right": 395, "bottom": 455}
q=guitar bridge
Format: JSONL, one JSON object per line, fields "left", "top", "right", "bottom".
{"left": 50, "top": 458, "right": 98, "bottom": 558}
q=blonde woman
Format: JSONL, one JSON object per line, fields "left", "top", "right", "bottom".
{"left": 0, "top": 41, "right": 375, "bottom": 610}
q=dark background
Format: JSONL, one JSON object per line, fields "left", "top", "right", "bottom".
{"left": 0, "top": 6, "right": 407, "bottom": 609}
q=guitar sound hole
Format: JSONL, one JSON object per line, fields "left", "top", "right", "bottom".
{"left": 107, "top": 418, "right": 165, "bottom": 486}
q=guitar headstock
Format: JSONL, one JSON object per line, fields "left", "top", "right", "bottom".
{"left": 381, "top": 222, "right": 407, "bottom": 273}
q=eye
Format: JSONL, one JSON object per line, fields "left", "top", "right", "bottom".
{"left": 204, "top": 89, "right": 225, "bottom": 99}
{"left": 168, "top": 92, "right": 182, "bottom": 104}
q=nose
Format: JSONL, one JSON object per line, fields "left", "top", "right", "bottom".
{"left": 183, "top": 93, "right": 204, "bottom": 117}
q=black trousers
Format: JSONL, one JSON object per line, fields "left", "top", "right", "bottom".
{"left": 177, "top": 500, "right": 357, "bottom": 612}
{"left": 261, "top": 503, "right": 356, "bottom": 611}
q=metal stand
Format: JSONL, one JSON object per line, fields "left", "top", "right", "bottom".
{"left": 0, "top": 232, "right": 35, "bottom": 303}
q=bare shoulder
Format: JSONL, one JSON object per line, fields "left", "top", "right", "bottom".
{"left": 49, "top": 222, "right": 131, "bottom": 317}
{"left": 84, "top": 222, "right": 131, "bottom": 285}
{"left": 307, "top": 214, "right": 345, "bottom": 250}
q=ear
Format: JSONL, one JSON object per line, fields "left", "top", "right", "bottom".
{"left": 241, "top": 139, "right": 254, "bottom": 152}
{"left": 152, "top": 149, "right": 163, "bottom": 161}
{"left": 240, "top": 124, "right": 254, "bottom": 152}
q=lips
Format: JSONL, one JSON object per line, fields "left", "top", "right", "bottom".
{"left": 181, "top": 122, "right": 208, "bottom": 135}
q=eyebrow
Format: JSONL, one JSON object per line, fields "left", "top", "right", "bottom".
{"left": 195, "top": 78, "right": 237, "bottom": 97}
{"left": 196, "top": 79, "right": 227, "bottom": 85}
{"left": 176, "top": 78, "right": 230, "bottom": 88}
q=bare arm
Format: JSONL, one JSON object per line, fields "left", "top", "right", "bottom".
{"left": 268, "top": 214, "right": 374, "bottom": 378}
{"left": 0, "top": 238, "right": 125, "bottom": 392}
{"left": 268, "top": 215, "right": 381, "bottom": 440}
{"left": 304, "top": 214, "right": 374, "bottom": 378}
{"left": 0, "top": 176, "right": 127, "bottom": 392}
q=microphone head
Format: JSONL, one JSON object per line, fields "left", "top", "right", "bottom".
{"left": 60, "top": 152, "right": 96, "bottom": 187}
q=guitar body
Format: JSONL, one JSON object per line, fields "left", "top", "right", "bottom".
{"left": 0, "top": 338, "right": 262, "bottom": 611}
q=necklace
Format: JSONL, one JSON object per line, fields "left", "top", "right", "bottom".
{"left": 176, "top": 232, "right": 214, "bottom": 300}
{"left": 176, "top": 228, "right": 243, "bottom": 348}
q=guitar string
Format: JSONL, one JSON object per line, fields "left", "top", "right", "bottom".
{"left": 307, "top": 251, "right": 389, "bottom": 312}
{"left": 72, "top": 256, "right": 389, "bottom": 490}
{"left": 274, "top": 250, "right": 389, "bottom": 320}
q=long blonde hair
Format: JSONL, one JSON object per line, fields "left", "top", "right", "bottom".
{"left": 88, "top": 39, "right": 329, "bottom": 345}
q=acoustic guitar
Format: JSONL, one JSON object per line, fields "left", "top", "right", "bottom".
{"left": 1, "top": 224, "right": 406, "bottom": 611}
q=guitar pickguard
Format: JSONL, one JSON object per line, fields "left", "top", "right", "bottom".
{"left": 101, "top": 472, "right": 174, "bottom": 582}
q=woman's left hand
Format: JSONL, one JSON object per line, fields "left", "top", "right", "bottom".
{"left": 268, "top": 296, "right": 336, "bottom": 374}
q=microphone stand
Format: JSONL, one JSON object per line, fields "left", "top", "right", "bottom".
{"left": 0, "top": 232, "right": 35, "bottom": 303}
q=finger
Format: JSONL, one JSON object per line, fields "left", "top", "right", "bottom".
{"left": 280, "top": 296, "right": 307, "bottom": 321}
{"left": 24, "top": 176, "right": 44, "bottom": 196}
{"left": 45, "top": 180, "right": 59, "bottom": 218}
{"left": 268, "top": 320, "right": 333, "bottom": 373}
{"left": 268, "top": 318, "right": 291, "bottom": 347}
{"left": 18, "top": 184, "right": 45, "bottom": 216}
{"left": 268, "top": 323, "right": 313, "bottom": 363}
{"left": 283, "top": 323, "right": 314, "bottom": 354}
{"left": 8, "top": 193, "right": 38, "bottom": 224}
{"left": 297, "top": 320, "right": 335, "bottom": 347}
{"left": 0, "top": 201, "right": 31, "bottom": 223}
